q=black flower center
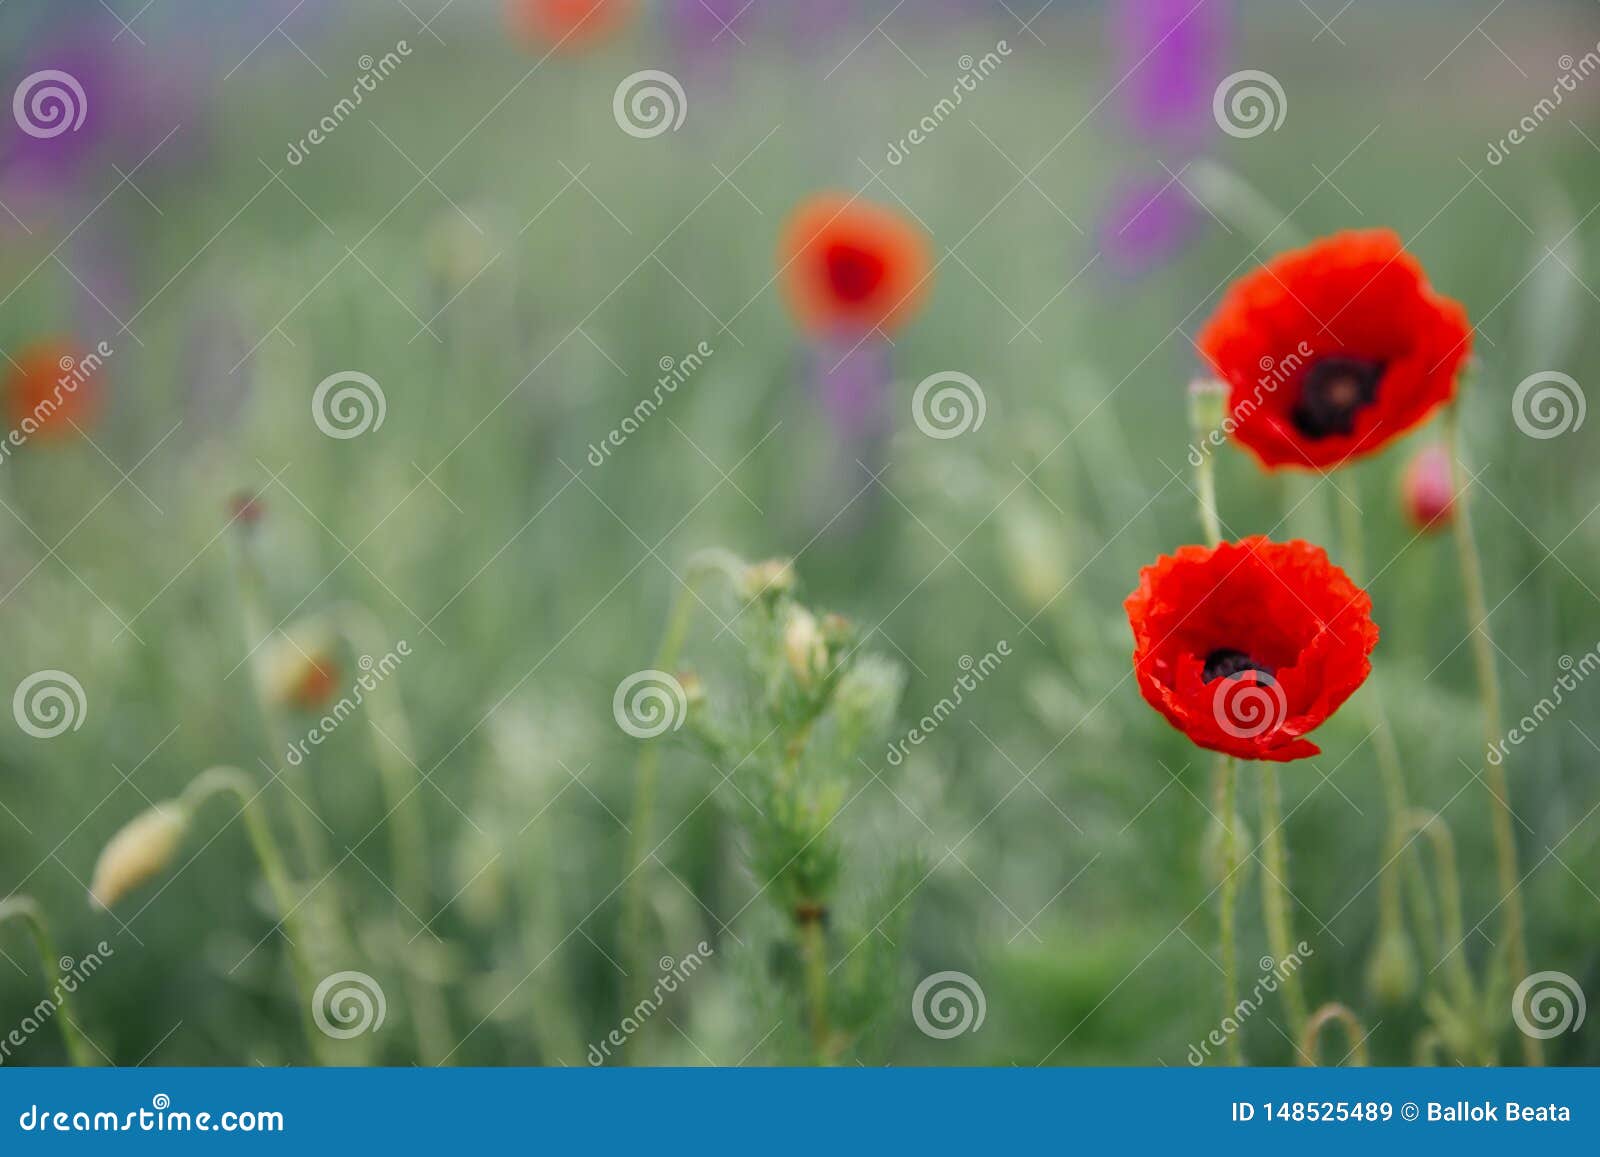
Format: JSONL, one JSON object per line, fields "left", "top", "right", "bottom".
{"left": 824, "top": 244, "right": 887, "bottom": 303}
{"left": 1202, "top": 648, "right": 1274, "bottom": 683}
{"left": 1291, "top": 356, "right": 1384, "bottom": 439}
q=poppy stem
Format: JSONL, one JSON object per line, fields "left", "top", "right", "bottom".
{"left": 1446, "top": 402, "right": 1540, "bottom": 1065}
{"left": 0, "top": 898, "right": 99, "bottom": 1065}
{"left": 1257, "top": 764, "right": 1310, "bottom": 1041}
{"left": 1214, "top": 754, "right": 1242, "bottom": 1064}
{"left": 1188, "top": 384, "right": 1226, "bottom": 547}
{"left": 1335, "top": 487, "right": 1439, "bottom": 971}
{"left": 179, "top": 767, "right": 331, "bottom": 1063}
{"left": 1399, "top": 811, "right": 1476, "bottom": 1017}
{"left": 1299, "top": 1002, "right": 1370, "bottom": 1066}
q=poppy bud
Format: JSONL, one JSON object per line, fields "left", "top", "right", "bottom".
{"left": 1400, "top": 443, "right": 1455, "bottom": 531}
{"left": 784, "top": 607, "right": 828, "bottom": 688}
{"left": 262, "top": 623, "right": 340, "bottom": 710}
{"left": 1187, "top": 377, "right": 1228, "bottom": 437}
{"left": 89, "top": 804, "right": 190, "bottom": 909}
{"left": 1364, "top": 924, "right": 1418, "bottom": 1006}
{"left": 227, "top": 491, "right": 265, "bottom": 530}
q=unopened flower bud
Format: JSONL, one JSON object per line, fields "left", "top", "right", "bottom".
{"left": 1365, "top": 925, "right": 1418, "bottom": 1006}
{"left": 784, "top": 607, "right": 827, "bottom": 687}
{"left": 1400, "top": 443, "right": 1455, "bottom": 531}
{"left": 89, "top": 804, "right": 190, "bottom": 909}
{"left": 228, "top": 492, "right": 265, "bottom": 529}
{"left": 262, "top": 622, "right": 340, "bottom": 710}
{"left": 819, "top": 613, "right": 854, "bottom": 648}
{"left": 1187, "top": 377, "right": 1229, "bottom": 440}
{"left": 739, "top": 559, "right": 795, "bottom": 603}
{"left": 678, "top": 670, "right": 705, "bottom": 706}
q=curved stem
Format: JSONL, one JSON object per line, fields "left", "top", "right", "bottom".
{"left": 1399, "top": 810, "right": 1476, "bottom": 1014}
{"left": 0, "top": 898, "right": 98, "bottom": 1065}
{"left": 1257, "top": 764, "right": 1310, "bottom": 1040}
{"left": 1215, "top": 754, "right": 1242, "bottom": 1065}
{"left": 181, "top": 767, "right": 330, "bottom": 1063}
{"left": 1446, "top": 403, "right": 1540, "bottom": 1066}
{"left": 1300, "top": 1002, "right": 1370, "bottom": 1066}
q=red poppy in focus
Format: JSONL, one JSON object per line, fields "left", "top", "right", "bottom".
{"left": 1400, "top": 443, "right": 1456, "bottom": 531}
{"left": 1197, "top": 230, "right": 1471, "bottom": 470}
{"left": 506, "top": 0, "right": 632, "bottom": 49}
{"left": 1125, "top": 537, "right": 1378, "bottom": 761}
{"left": 5, "top": 339, "right": 101, "bottom": 438}
{"left": 779, "top": 193, "right": 932, "bottom": 337}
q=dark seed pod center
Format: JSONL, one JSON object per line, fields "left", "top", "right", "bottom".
{"left": 1291, "top": 356, "right": 1384, "bottom": 438}
{"left": 1202, "top": 648, "right": 1273, "bottom": 683}
{"left": 825, "top": 244, "right": 887, "bottom": 303}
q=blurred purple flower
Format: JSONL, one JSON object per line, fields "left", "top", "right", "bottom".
{"left": 1098, "top": 172, "right": 1202, "bottom": 277}
{"left": 2, "top": 18, "right": 204, "bottom": 205}
{"left": 1111, "top": 0, "right": 1232, "bottom": 147}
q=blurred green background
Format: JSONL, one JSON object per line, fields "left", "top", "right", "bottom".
{"left": 0, "top": 0, "right": 1597, "bottom": 1066}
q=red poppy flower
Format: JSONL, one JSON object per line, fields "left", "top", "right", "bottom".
{"left": 1197, "top": 229, "right": 1471, "bottom": 470}
{"left": 5, "top": 338, "right": 101, "bottom": 438}
{"left": 778, "top": 193, "right": 932, "bottom": 336}
{"left": 506, "top": 0, "right": 632, "bottom": 49}
{"left": 1125, "top": 537, "right": 1378, "bottom": 761}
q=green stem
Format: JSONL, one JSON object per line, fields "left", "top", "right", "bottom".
{"left": 230, "top": 535, "right": 335, "bottom": 880}
{"left": 798, "top": 913, "right": 832, "bottom": 1065}
{"left": 1300, "top": 1002, "right": 1370, "bottom": 1066}
{"left": 1446, "top": 403, "right": 1540, "bottom": 1066}
{"left": 0, "top": 898, "right": 98, "bottom": 1065}
{"left": 1400, "top": 810, "right": 1475, "bottom": 1013}
{"left": 181, "top": 767, "right": 331, "bottom": 1063}
{"left": 1257, "top": 764, "right": 1310, "bottom": 1040}
{"left": 1215, "top": 754, "right": 1242, "bottom": 1065}
{"left": 333, "top": 604, "right": 453, "bottom": 1065}
{"left": 619, "top": 579, "right": 703, "bottom": 1063}
{"left": 1336, "top": 486, "right": 1440, "bottom": 970}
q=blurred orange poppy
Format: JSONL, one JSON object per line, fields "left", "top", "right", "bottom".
{"left": 778, "top": 193, "right": 932, "bottom": 336}
{"left": 506, "top": 0, "right": 633, "bottom": 48}
{"left": 5, "top": 338, "right": 101, "bottom": 439}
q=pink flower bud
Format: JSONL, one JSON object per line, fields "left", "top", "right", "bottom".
{"left": 1400, "top": 444, "right": 1456, "bottom": 531}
